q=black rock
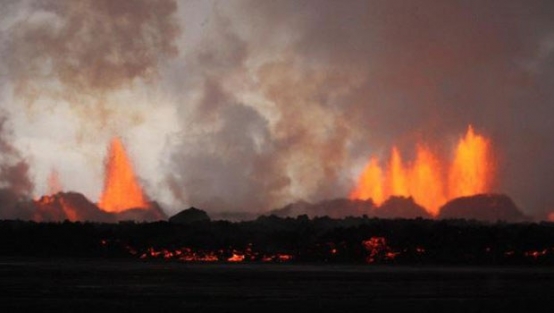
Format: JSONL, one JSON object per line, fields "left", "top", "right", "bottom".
{"left": 33, "top": 192, "right": 112, "bottom": 222}
{"left": 438, "top": 193, "right": 528, "bottom": 222}
{"left": 376, "top": 196, "right": 431, "bottom": 219}
{"left": 268, "top": 198, "right": 375, "bottom": 219}
{"left": 169, "top": 207, "right": 211, "bottom": 224}
{"left": 115, "top": 201, "right": 167, "bottom": 222}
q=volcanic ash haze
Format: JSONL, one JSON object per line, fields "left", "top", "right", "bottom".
{"left": 1, "top": 0, "right": 554, "bottom": 220}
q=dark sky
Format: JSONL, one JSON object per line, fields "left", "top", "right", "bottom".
{"left": 1, "top": 0, "right": 554, "bottom": 218}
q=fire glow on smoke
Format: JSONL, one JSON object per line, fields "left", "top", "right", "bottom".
{"left": 350, "top": 126, "right": 494, "bottom": 216}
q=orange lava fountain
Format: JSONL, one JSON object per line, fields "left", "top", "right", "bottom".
{"left": 409, "top": 145, "right": 446, "bottom": 215}
{"left": 98, "top": 137, "right": 148, "bottom": 213}
{"left": 448, "top": 125, "right": 493, "bottom": 198}
{"left": 349, "top": 157, "right": 384, "bottom": 204}
{"left": 388, "top": 147, "right": 409, "bottom": 197}
{"left": 350, "top": 126, "right": 494, "bottom": 216}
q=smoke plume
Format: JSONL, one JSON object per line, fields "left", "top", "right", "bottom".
{"left": 165, "top": 0, "right": 554, "bottom": 218}
{"left": 6, "top": 0, "right": 178, "bottom": 98}
{"left": 2, "top": 0, "right": 554, "bottom": 220}
{"left": 0, "top": 114, "right": 34, "bottom": 219}
{"left": 0, "top": 0, "right": 180, "bottom": 212}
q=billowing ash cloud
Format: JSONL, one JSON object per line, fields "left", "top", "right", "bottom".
{"left": 0, "top": 115, "right": 33, "bottom": 195}
{"left": 0, "top": 114, "right": 34, "bottom": 219}
{"left": 5, "top": 0, "right": 179, "bottom": 100}
{"left": 164, "top": 0, "right": 554, "bottom": 218}
{"left": 0, "top": 0, "right": 180, "bottom": 216}
{"left": 165, "top": 8, "right": 357, "bottom": 213}
{"left": 2, "top": 0, "right": 554, "bottom": 220}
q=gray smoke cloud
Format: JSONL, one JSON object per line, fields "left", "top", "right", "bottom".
{"left": 0, "top": 114, "right": 34, "bottom": 219}
{"left": 166, "top": 8, "right": 358, "bottom": 213}
{"left": 2, "top": 0, "right": 554, "bottom": 220}
{"left": 0, "top": 116, "right": 33, "bottom": 196}
{"left": 0, "top": 0, "right": 180, "bottom": 218}
{"left": 165, "top": 0, "right": 554, "bottom": 218}
{"left": 3, "top": 0, "right": 179, "bottom": 129}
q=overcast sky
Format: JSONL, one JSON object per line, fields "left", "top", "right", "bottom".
{"left": 1, "top": 0, "right": 554, "bottom": 218}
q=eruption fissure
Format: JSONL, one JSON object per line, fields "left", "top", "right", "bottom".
{"left": 350, "top": 126, "right": 494, "bottom": 216}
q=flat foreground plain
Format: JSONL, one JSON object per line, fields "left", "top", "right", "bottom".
{"left": 1, "top": 258, "right": 553, "bottom": 312}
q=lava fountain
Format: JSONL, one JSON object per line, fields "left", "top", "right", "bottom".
{"left": 448, "top": 125, "right": 493, "bottom": 198}
{"left": 350, "top": 157, "right": 384, "bottom": 205}
{"left": 350, "top": 126, "right": 494, "bottom": 216}
{"left": 98, "top": 137, "right": 148, "bottom": 213}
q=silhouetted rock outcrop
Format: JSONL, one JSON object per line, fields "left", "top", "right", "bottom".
{"left": 115, "top": 201, "right": 167, "bottom": 222}
{"left": 269, "top": 198, "right": 375, "bottom": 218}
{"left": 376, "top": 196, "right": 431, "bottom": 219}
{"left": 32, "top": 192, "right": 111, "bottom": 222}
{"left": 210, "top": 211, "right": 259, "bottom": 222}
{"left": 438, "top": 193, "right": 528, "bottom": 222}
{"left": 270, "top": 196, "right": 432, "bottom": 219}
{"left": 314, "top": 198, "right": 376, "bottom": 218}
{"left": 29, "top": 192, "right": 166, "bottom": 223}
{"left": 270, "top": 200, "right": 312, "bottom": 218}
{"left": 169, "top": 207, "right": 210, "bottom": 224}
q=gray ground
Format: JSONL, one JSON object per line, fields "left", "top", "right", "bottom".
{"left": 0, "top": 258, "right": 553, "bottom": 312}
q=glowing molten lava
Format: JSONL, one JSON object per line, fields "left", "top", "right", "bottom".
{"left": 98, "top": 137, "right": 148, "bottom": 213}
{"left": 448, "top": 125, "right": 493, "bottom": 198}
{"left": 388, "top": 147, "right": 409, "bottom": 197}
{"left": 350, "top": 126, "right": 494, "bottom": 216}
{"left": 408, "top": 145, "right": 446, "bottom": 215}
{"left": 350, "top": 157, "right": 384, "bottom": 204}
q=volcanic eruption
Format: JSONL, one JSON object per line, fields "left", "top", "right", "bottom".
{"left": 350, "top": 126, "right": 494, "bottom": 216}
{"left": 98, "top": 137, "right": 149, "bottom": 212}
{"left": 28, "top": 137, "right": 164, "bottom": 222}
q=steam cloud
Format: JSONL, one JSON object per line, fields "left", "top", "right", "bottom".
{"left": 164, "top": 0, "right": 554, "bottom": 218}
{"left": 0, "top": 114, "right": 34, "bottom": 219}
{"left": 6, "top": 0, "right": 178, "bottom": 97}
{"left": 2, "top": 0, "right": 554, "bottom": 219}
{"left": 0, "top": 0, "right": 180, "bottom": 213}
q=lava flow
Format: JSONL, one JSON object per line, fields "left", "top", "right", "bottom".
{"left": 98, "top": 137, "right": 149, "bottom": 212}
{"left": 350, "top": 126, "right": 494, "bottom": 216}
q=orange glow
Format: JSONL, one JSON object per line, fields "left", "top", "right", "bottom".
{"left": 98, "top": 137, "right": 148, "bottom": 213}
{"left": 59, "top": 197, "right": 79, "bottom": 221}
{"left": 362, "top": 236, "right": 398, "bottom": 263}
{"left": 388, "top": 147, "right": 409, "bottom": 196}
{"left": 276, "top": 254, "right": 293, "bottom": 262}
{"left": 349, "top": 157, "right": 384, "bottom": 204}
{"left": 408, "top": 145, "right": 446, "bottom": 216}
{"left": 227, "top": 253, "right": 246, "bottom": 262}
{"left": 34, "top": 194, "right": 79, "bottom": 221}
{"left": 448, "top": 125, "right": 492, "bottom": 198}
{"left": 128, "top": 245, "right": 295, "bottom": 263}
{"left": 350, "top": 125, "right": 494, "bottom": 216}
{"left": 524, "top": 249, "right": 549, "bottom": 259}
{"left": 47, "top": 168, "right": 62, "bottom": 195}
